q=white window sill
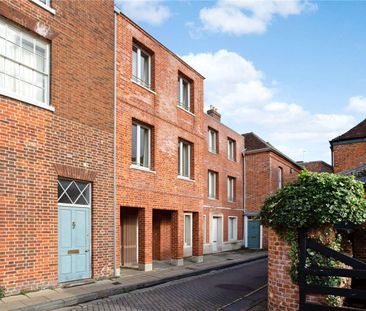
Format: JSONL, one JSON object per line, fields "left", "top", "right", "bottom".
{"left": 0, "top": 91, "right": 55, "bottom": 112}
{"left": 177, "top": 175, "right": 195, "bottom": 183}
{"left": 130, "top": 79, "right": 156, "bottom": 95}
{"left": 228, "top": 200, "right": 235, "bottom": 203}
{"left": 30, "top": 0, "right": 56, "bottom": 14}
{"left": 208, "top": 150, "right": 217, "bottom": 155}
{"left": 130, "top": 164, "right": 156, "bottom": 174}
{"left": 208, "top": 197, "right": 217, "bottom": 200}
{"left": 177, "top": 105, "right": 195, "bottom": 116}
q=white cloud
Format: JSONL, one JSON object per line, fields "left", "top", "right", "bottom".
{"left": 195, "top": 0, "right": 317, "bottom": 36}
{"left": 182, "top": 50, "right": 355, "bottom": 162}
{"left": 116, "top": 0, "right": 171, "bottom": 26}
{"left": 346, "top": 96, "right": 366, "bottom": 113}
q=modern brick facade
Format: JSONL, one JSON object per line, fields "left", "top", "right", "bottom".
{"left": 115, "top": 13, "right": 205, "bottom": 270}
{"left": 203, "top": 109, "right": 245, "bottom": 254}
{"left": 243, "top": 133, "right": 301, "bottom": 249}
{"left": 0, "top": 0, "right": 115, "bottom": 295}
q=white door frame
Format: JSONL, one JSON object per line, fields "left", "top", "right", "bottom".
{"left": 210, "top": 214, "right": 223, "bottom": 252}
{"left": 184, "top": 212, "right": 193, "bottom": 257}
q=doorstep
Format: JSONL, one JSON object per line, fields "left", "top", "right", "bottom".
{"left": 1, "top": 249, "right": 267, "bottom": 311}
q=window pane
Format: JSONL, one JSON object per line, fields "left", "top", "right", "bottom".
{"left": 182, "top": 143, "right": 189, "bottom": 177}
{"left": 34, "top": 86, "right": 44, "bottom": 102}
{"left": 5, "top": 75, "right": 16, "bottom": 93}
{"left": 36, "top": 54, "right": 45, "bottom": 72}
{"left": 6, "top": 41, "right": 20, "bottom": 61}
{"left": 182, "top": 80, "right": 189, "bottom": 109}
{"left": 132, "top": 46, "right": 138, "bottom": 80}
{"left": 140, "top": 51, "right": 149, "bottom": 86}
{"left": 0, "top": 38, "right": 5, "bottom": 55}
{"left": 0, "top": 73, "right": 4, "bottom": 89}
{"left": 132, "top": 123, "right": 137, "bottom": 164}
{"left": 140, "top": 126, "right": 149, "bottom": 167}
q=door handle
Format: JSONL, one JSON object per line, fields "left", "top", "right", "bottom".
{"left": 85, "top": 250, "right": 89, "bottom": 253}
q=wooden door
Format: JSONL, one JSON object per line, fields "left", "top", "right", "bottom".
{"left": 121, "top": 210, "right": 138, "bottom": 267}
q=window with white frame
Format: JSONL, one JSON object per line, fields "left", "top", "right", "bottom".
{"left": 132, "top": 122, "right": 151, "bottom": 168}
{"left": 208, "top": 170, "right": 217, "bottom": 199}
{"left": 227, "top": 176, "right": 235, "bottom": 202}
{"left": 0, "top": 18, "right": 50, "bottom": 107}
{"left": 208, "top": 128, "right": 217, "bottom": 153}
{"left": 228, "top": 216, "right": 238, "bottom": 241}
{"left": 184, "top": 213, "right": 192, "bottom": 247}
{"left": 278, "top": 166, "right": 283, "bottom": 189}
{"left": 132, "top": 44, "right": 151, "bottom": 89}
{"left": 39, "top": 0, "right": 51, "bottom": 4}
{"left": 178, "top": 76, "right": 190, "bottom": 111}
{"left": 178, "top": 140, "right": 191, "bottom": 178}
{"left": 227, "top": 138, "right": 235, "bottom": 161}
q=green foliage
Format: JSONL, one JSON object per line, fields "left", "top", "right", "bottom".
{"left": 258, "top": 170, "right": 366, "bottom": 306}
{"left": 260, "top": 170, "right": 366, "bottom": 231}
{"left": 0, "top": 286, "right": 4, "bottom": 299}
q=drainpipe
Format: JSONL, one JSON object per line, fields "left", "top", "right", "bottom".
{"left": 113, "top": 9, "right": 118, "bottom": 277}
{"left": 242, "top": 147, "right": 247, "bottom": 247}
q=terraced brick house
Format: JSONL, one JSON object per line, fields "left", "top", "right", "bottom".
{"left": 203, "top": 106, "right": 245, "bottom": 254}
{"left": 0, "top": 0, "right": 115, "bottom": 295}
{"left": 242, "top": 132, "right": 302, "bottom": 249}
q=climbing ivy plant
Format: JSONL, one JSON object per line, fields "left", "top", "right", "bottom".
{"left": 259, "top": 170, "right": 366, "bottom": 305}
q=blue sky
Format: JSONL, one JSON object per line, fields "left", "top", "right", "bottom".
{"left": 115, "top": 0, "right": 366, "bottom": 163}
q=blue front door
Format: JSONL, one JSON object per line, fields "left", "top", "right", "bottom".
{"left": 247, "top": 220, "right": 260, "bottom": 249}
{"left": 58, "top": 206, "right": 91, "bottom": 282}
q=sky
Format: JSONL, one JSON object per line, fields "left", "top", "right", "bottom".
{"left": 115, "top": 0, "right": 366, "bottom": 163}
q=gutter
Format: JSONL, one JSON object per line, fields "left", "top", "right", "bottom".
{"left": 113, "top": 10, "right": 118, "bottom": 277}
{"left": 242, "top": 147, "right": 247, "bottom": 247}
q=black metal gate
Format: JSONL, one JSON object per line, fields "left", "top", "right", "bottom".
{"left": 298, "top": 228, "right": 366, "bottom": 311}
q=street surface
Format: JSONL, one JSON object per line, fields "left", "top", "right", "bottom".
{"left": 59, "top": 258, "right": 267, "bottom": 311}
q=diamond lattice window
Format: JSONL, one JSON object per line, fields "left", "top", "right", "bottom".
{"left": 58, "top": 179, "right": 91, "bottom": 206}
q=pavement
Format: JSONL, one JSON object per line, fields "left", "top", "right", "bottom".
{"left": 0, "top": 249, "right": 267, "bottom": 311}
{"left": 58, "top": 257, "right": 268, "bottom": 311}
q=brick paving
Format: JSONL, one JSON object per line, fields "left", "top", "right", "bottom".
{"left": 60, "top": 258, "right": 267, "bottom": 311}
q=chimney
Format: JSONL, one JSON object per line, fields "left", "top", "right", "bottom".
{"left": 207, "top": 105, "right": 221, "bottom": 122}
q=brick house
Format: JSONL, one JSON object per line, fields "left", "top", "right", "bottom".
{"left": 115, "top": 12, "right": 205, "bottom": 270}
{"left": 0, "top": 0, "right": 115, "bottom": 295}
{"left": 297, "top": 160, "right": 333, "bottom": 173}
{"left": 203, "top": 107, "right": 245, "bottom": 254}
{"left": 331, "top": 118, "right": 366, "bottom": 174}
{"left": 330, "top": 119, "right": 366, "bottom": 263}
{"left": 242, "top": 132, "right": 302, "bottom": 249}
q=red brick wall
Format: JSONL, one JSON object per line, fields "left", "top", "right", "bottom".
{"left": 116, "top": 14, "right": 204, "bottom": 264}
{"left": 332, "top": 141, "right": 366, "bottom": 173}
{"left": 203, "top": 114, "right": 244, "bottom": 249}
{"left": 268, "top": 230, "right": 299, "bottom": 311}
{"left": 269, "top": 152, "right": 300, "bottom": 193}
{"left": 0, "top": 0, "right": 115, "bottom": 295}
{"left": 245, "top": 152, "right": 270, "bottom": 214}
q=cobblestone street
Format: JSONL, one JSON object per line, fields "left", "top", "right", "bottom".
{"left": 59, "top": 258, "right": 267, "bottom": 311}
